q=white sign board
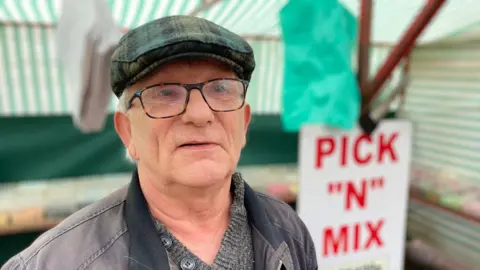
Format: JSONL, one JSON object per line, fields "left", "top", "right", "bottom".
{"left": 297, "top": 120, "right": 413, "bottom": 270}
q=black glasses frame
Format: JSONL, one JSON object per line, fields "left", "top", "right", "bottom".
{"left": 126, "top": 78, "right": 249, "bottom": 119}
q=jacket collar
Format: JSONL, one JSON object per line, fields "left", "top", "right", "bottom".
{"left": 124, "top": 169, "right": 286, "bottom": 270}
{"left": 124, "top": 169, "right": 169, "bottom": 269}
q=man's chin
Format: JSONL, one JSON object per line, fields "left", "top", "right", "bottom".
{"left": 173, "top": 163, "right": 232, "bottom": 188}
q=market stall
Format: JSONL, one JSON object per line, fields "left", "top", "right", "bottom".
{"left": 1, "top": 0, "right": 480, "bottom": 268}
{"left": 0, "top": 0, "right": 293, "bottom": 264}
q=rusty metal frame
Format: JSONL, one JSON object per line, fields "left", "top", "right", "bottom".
{"left": 357, "top": 0, "right": 373, "bottom": 99}
{"left": 369, "top": 55, "right": 411, "bottom": 121}
{"left": 361, "top": 0, "right": 447, "bottom": 114}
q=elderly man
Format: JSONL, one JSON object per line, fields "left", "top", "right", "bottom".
{"left": 2, "top": 16, "right": 317, "bottom": 270}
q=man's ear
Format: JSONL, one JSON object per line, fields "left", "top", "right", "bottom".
{"left": 241, "top": 103, "right": 251, "bottom": 148}
{"left": 114, "top": 111, "right": 138, "bottom": 160}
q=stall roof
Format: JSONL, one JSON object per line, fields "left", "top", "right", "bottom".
{"left": 0, "top": 0, "right": 287, "bottom": 116}
{"left": 0, "top": 0, "right": 287, "bottom": 37}
{"left": 1, "top": 0, "right": 480, "bottom": 117}
{"left": 1, "top": 0, "right": 480, "bottom": 44}
{"left": 339, "top": 0, "right": 480, "bottom": 44}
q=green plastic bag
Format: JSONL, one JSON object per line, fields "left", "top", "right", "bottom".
{"left": 279, "top": 0, "right": 360, "bottom": 132}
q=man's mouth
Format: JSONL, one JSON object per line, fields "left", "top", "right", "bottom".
{"left": 181, "top": 142, "right": 210, "bottom": 147}
{"left": 179, "top": 141, "right": 218, "bottom": 149}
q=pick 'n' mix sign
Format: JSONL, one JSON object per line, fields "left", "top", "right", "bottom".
{"left": 298, "top": 120, "right": 413, "bottom": 270}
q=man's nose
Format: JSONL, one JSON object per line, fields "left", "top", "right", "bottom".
{"left": 181, "top": 89, "right": 214, "bottom": 126}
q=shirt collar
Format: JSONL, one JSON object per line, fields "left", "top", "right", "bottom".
{"left": 124, "top": 169, "right": 285, "bottom": 269}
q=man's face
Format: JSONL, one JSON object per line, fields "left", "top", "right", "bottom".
{"left": 114, "top": 59, "right": 251, "bottom": 188}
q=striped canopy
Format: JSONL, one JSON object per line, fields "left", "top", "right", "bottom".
{"left": 1, "top": 0, "right": 480, "bottom": 116}
{"left": 1, "top": 0, "right": 287, "bottom": 36}
{"left": 0, "top": 0, "right": 286, "bottom": 116}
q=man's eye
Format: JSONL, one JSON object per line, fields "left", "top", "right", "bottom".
{"left": 213, "top": 84, "right": 228, "bottom": 92}
{"left": 157, "top": 90, "right": 174, "bottom": 96}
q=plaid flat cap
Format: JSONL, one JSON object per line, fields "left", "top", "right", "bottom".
{"left": 110, "top": 15, "right": 255, "bottom": 97}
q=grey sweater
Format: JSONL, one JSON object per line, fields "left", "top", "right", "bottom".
{"left": 153, "top": 173, "right": 254, "bottom": 270}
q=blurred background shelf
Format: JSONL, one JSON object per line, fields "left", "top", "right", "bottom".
{"left": 0, "top": 165, "right": 298, "bottom": 236}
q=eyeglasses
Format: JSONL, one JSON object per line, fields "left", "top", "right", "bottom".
{"left": 126, "top": 78, "right": 249, "bottom": 119}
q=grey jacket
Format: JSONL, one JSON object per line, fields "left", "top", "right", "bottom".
{"left": 2, "top": 171, "right": 317, "bottom": 270}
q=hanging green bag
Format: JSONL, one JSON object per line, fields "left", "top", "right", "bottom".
{"left": 279, "top": 0, "right": 360, "bottom": 132}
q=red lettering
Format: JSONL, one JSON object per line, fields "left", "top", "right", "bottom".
{"left": 316, "top": 137, "right": 335, "bottom": 169}
{"left": 340, "top": 136, "right": 348, "bottom": 167}
{"left": 323, "top": 225, "right": 348, "bottom": 257}
{"left": 322, "top": 219, "right": 385, "bottom": 257}
{"left": 345, "top": 180, "right": 367, "bottom": 211}
{"left": 378, "top": 132, "right": 398, "bottom": 163}
{"left": 365, "top": 219, "right": 384, "bottom": 249}
{"left": 353, "top": 135, "right": 372, "bottom": 165}
{"left": 353, "top": 222, "right": 361, "bottom": 251}
{"left": 316, "top": 132, "right": 398, "bottom": 169}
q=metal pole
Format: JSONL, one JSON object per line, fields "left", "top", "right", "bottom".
{"left": 358, "top": 0, "right": 373, "bottom": 96}
{"left": 366, "top": 0, "right": 446, "bottom": 102}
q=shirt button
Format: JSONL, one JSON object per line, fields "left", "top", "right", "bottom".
{"left": 159, "top": 236, "right": 172, "bottom": 249}
{"left": 180, "top": 257, "right": 196, "bottom": 270}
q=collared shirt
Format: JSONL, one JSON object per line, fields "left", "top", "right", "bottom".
{"left": 152, "top": 174, "right": 254, "bottom": 270}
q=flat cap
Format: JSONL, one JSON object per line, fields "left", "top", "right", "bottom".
{"left": 110, "top": 15, "right": 255, "bottom": 97}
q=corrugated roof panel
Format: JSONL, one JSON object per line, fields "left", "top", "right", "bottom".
{"left": 144, "top": 0, "right": 166, "bottom": 23}
{"left": 245, "top": 0, "right": 287, "bottom": 35}
{"left": 2, "top": 0, "right": 480, "bottom": 45}
{"left": 204, "top": 0, "right": 240, "bottom": 27}
{"left": 1, "top": 0, "right": 58, "bottom": 24}
{"left": 169, "top": 0, "right": 196, "bottom": 16}
{"left": 408, "top": 201, "right": 480, "bottom": 267}
{"left": 400, "top": 45, "right": 480, "bottom": 183}
{"left": 0, "top": 26, "right": 285, "bottom": 116}
{"left": 436, "top": 22, "right": 480, "bottom": 43}
{"left": 245, "top": 40, "right": 261, "bottom": 112}
{"left": 121, "top": 0, "right": 146, "bottom": 28}
{"left": 198, "top": 0, "right": 233, "bottom": 26}
{"left": 236, "top": 0, "right": 285, "bottom": 35}
{"left": 195, "top": 0, "right": 286, "bottom": 36}
{"left": 198, "top": 0, "right": 225, "bottom": 22}
{"left": 143, "top": 0, "right": 165, "bottom": 22}
{"left": 0, "top": 3, "right": 5, "bottom": 21}
{"left": 247, "top": 40, "right": 284, "bottom": 114}
{"left": 0, "top": 0, "right": 201, "bottom": 27}
{"left": 118, "top": 0, "right": 200, "bottom": 28}
{"left": 0, "top": 26, "right": 67, "bottom": 116}
{"left": 5, "top": 1, "right": 479, "bottom": 118}
{"left": 241, "top": 40, "right": 284, "bottom": 114}
{"left": 3, "top": 26, "right": 27, "bottom": 114}
{"left": 115, "top": 1, "right": 133, "bottom": 28}
{"left": 0, "top": 27, "right": 13, "bottom": 115}
{"left": 2, "top": 0, "right": 25, "bottom": 22}
{"left": 268, "top": 41, "right": 284, "bottom": 113}
{"left": 198, "top": 0, "right": 254, "bottom": 33}
{"left": 226, "top": 0, "right": 262, "bottom": 33}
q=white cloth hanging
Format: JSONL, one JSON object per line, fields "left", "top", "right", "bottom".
{"left": 56, "top": 0, "right": 122, "bottom": 133}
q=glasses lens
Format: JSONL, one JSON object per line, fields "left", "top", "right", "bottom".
{"left": 203, "top": 79, "right": 245, "bottom": 111}
{"left": 141, "top": 85, "right": 187, "bottom": 118}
